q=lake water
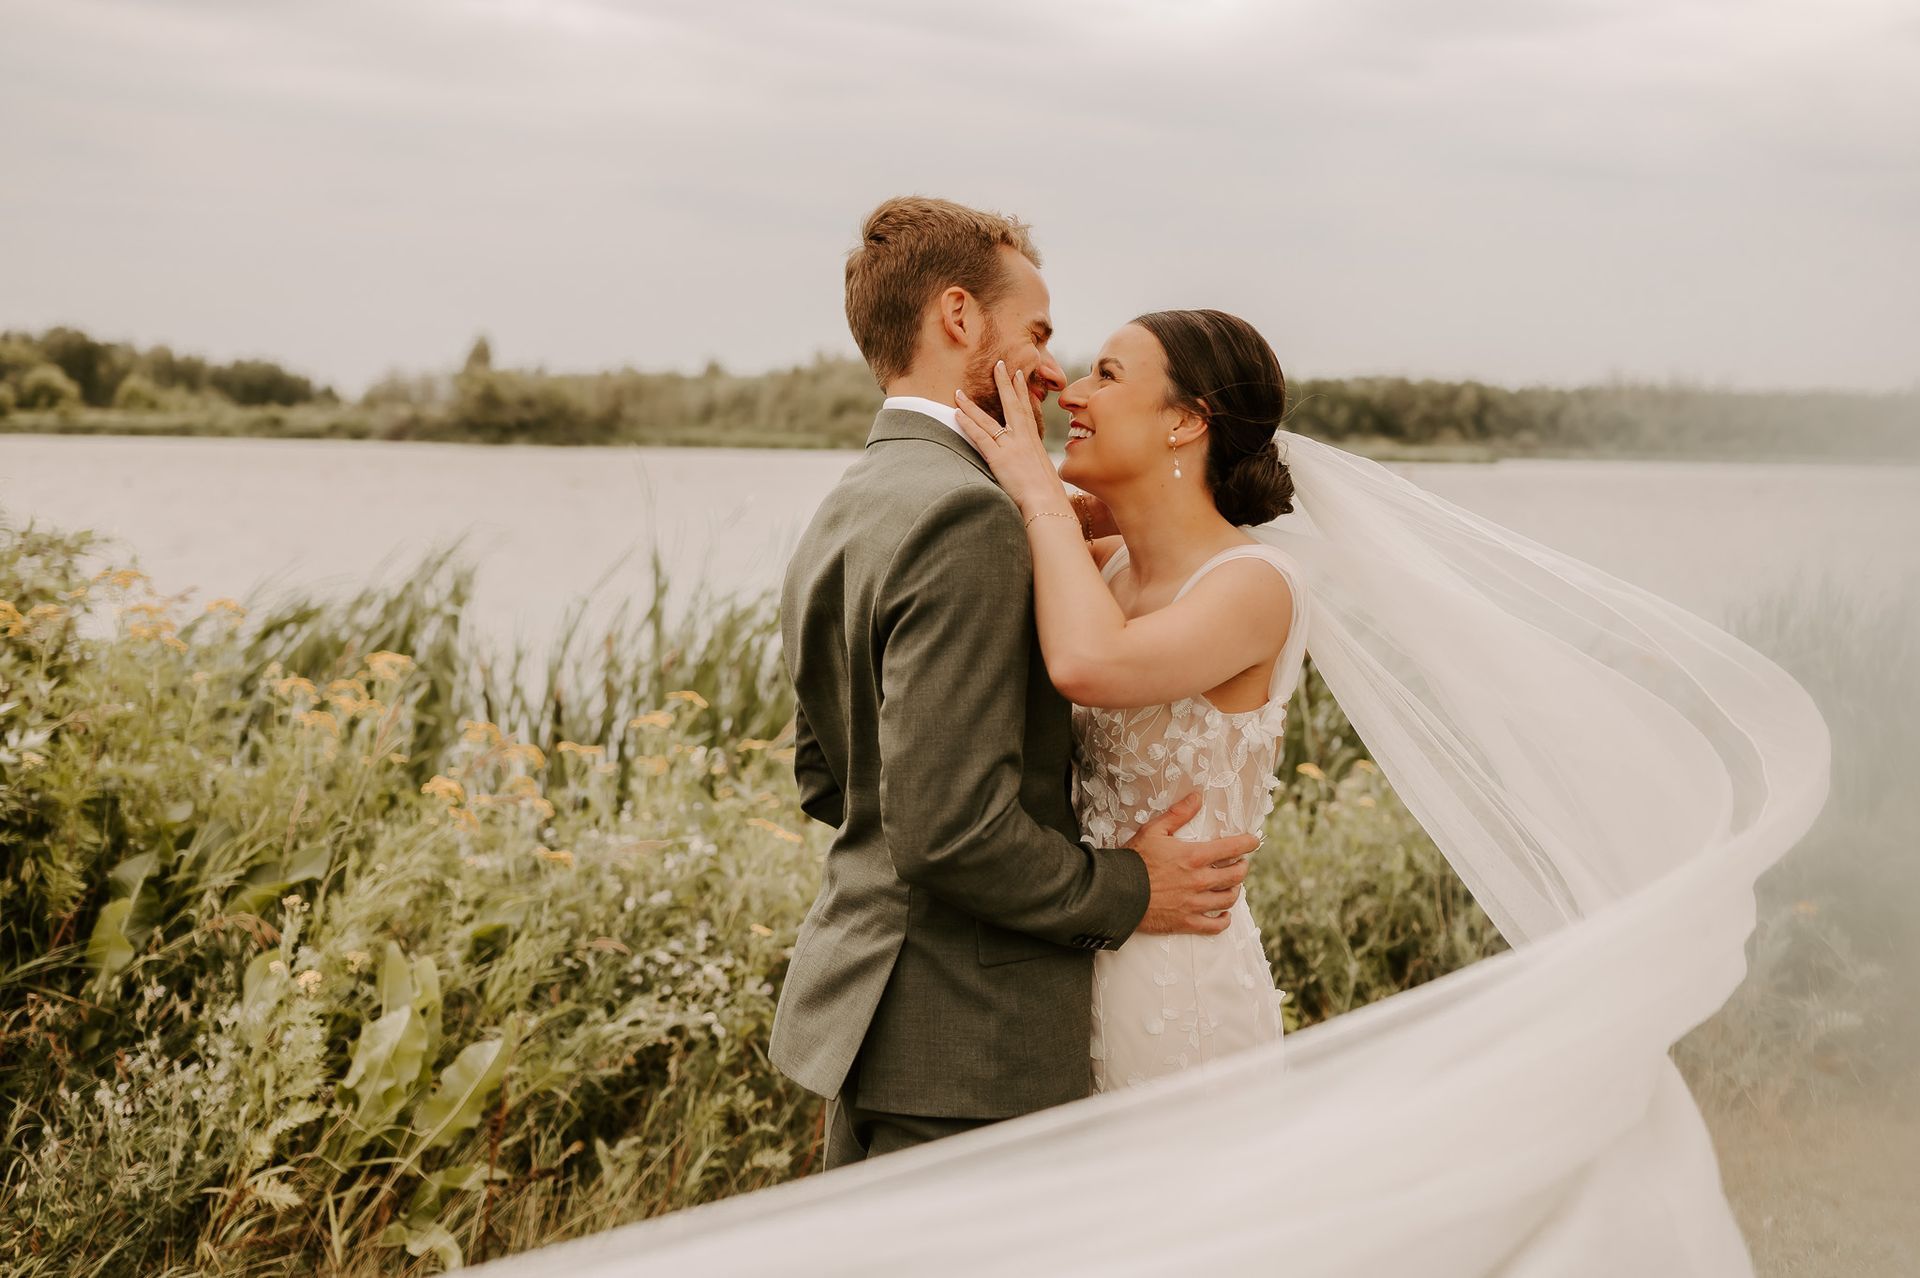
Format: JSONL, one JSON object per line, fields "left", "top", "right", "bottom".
{"left": 3, "top": 434, "right": 1917, "bottom": 682}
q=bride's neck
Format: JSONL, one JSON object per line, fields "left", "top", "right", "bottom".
{"left": 1102, "top": 478, "right": 1243, "bottom": 591}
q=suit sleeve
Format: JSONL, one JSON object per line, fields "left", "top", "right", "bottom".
{"left": 875, "top": 484, "right": 1150, "bottom": 949}
{"left": 791, "top": 700, "right": 845, "bottom": 828}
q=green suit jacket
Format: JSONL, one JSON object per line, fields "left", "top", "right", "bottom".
{"left": 771, "top": 408, "right": 1152, "bottom": 1120}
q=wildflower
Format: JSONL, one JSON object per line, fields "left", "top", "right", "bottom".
{"left": 345, "top": 950, "right": 371, "bottom": 972}
{"left": 161, "top": 635, "right": 188, "bottom": 653}
{"left": 749, "top": 923, "right": 774, "bottom": 938}
{"left": 0, "top": 600, "right": 20, "bottom": 628}
{"left": 421, "top": 775, "right": 465, "bottom": 804}
{"left": 534, "top": 845, "right": 575, "bottom": 868}
{"left": 387, "top": 752, "right": 409, "bottom": 765}
{"left": 205, "top": 597, "right": 247, "bottom": 618}
{"left": 505, "top": 742, "right": 547, "bottom": 769}
{"left": 667, "top": 690, "right": 710, "bottom": 710}
{"left": 628, "top": 711, "right": 675, "bottom": 730}
{"left": 736, "top": 738, "right": 773, "bottom": 752}
{"left": 556, "top": 740, "right": 605, "bottom": 759}
{"left": 1295, "top": 762, "right": 1327, "bottom": 781}
{"left": 19, "top": 750, "right": 47, "bottom": 769}
{"left": 502, "top": 774, "right": 542, "bottom": 799}
{"left": 293, "top": 970, "right": 322, "bottom": 994}
{"left": 325, "top": 677, "right": 370, "bottom": 700}
{"left": 365, "top": 651, "right": 415, "bottom": 683}
{"left": 295, "top": 709, "right": 340, "bottom": 737}
{"left": 281, "top": 894, "right": 306, "bottom": 913}
{"left": 451, "top": 808, "right": 480, "bottom": 833}
{"left": 272, "top": 675, "right": 319, "bottom": 700}
{"left": 461, "top": 719, "right": 503, "bottom": 746}
{"left": 262, "top": 660, "right": 285, "bottom": 679}
{"left": 746, "top": 818, "right": 803, "bottom": 844}
{"left": 1352, "top": 759, "right": 1377, "bottom": 774}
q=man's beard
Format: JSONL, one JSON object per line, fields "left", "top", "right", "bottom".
{"left": 960, "top": 317, "right": 1010, "bottom": 425}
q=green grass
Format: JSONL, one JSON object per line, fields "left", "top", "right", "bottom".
{"left": 0, "top": 513, "right": 1906, "bottom": 1275}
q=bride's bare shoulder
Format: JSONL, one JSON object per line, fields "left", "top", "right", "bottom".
{"left": 1089, "top": 535, "right": 1126, "bottom": 571}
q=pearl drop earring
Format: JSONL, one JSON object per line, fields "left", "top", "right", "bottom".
{"left": 1170, "top": 432, "right": 1182, "bottom": 479}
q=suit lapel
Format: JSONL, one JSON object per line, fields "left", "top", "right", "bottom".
{"left": 865, "top": 408, "right": 995, "bottom": 482}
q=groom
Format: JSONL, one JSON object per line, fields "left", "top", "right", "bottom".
{"left": 773, "top": 196, "right": 1262, "bottom": 1168}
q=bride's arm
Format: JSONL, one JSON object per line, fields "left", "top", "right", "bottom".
{"left": 955, "top": 366, "right": 1292, "bottom": 710}
{"left": 1020, "top": 516, "right": 1292, "bottom": 709}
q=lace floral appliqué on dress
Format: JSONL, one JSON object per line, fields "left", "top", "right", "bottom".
{"left": 1071, "top": 541, "right": 1309, "bottom": 1093}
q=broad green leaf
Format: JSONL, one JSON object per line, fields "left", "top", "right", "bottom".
{"left": 412, "top": 1030, "right": 513, "bottom": 1151}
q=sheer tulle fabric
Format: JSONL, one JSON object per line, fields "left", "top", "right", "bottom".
{"left": 474, "top": 432, "right": 1829, "bottom": 1277}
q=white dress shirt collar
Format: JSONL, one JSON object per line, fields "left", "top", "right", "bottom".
{"left": 880, "top": 395, "right": 975, "bottom": 453}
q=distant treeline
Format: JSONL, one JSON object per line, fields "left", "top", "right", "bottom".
{"left": 0, "top": 326, "right": 333, "bottom": 415}
{"left": 3, "top": 328, "right": 1914, "bottom": 460}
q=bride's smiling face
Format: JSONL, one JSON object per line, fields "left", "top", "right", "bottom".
{"left": 1057, "top": 324, "right": 1190, "bottom": 494}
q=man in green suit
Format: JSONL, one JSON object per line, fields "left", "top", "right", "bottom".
{"left": 775, "top": 196, "right": 1263, "bottom": 1168}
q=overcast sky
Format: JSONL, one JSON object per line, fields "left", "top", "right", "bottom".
{"left": 3, "top": 0, "right": 1916, "bottom": 395}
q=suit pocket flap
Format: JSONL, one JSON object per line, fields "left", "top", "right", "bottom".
{"left": 976, "top": 920, "right": 1062, "bottom": 966}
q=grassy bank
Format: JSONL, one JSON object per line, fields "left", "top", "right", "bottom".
{"left": 0, "top": 515, "right": 1908, "bottom": 1275}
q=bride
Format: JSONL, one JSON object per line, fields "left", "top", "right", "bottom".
{"left": 953, "top": 308, "right": 1311, "bottom": 1092}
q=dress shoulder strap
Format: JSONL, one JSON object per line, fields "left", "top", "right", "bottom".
{"left": 1171, "top": 543, "right": 1300, "bottom": 603}
{"left": 1098, "top": 541, "right": 1132, "bottom": 585}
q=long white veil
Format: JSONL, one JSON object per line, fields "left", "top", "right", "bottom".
{"left": 474, "top": 431, "right": 1829, "bottom": 1277}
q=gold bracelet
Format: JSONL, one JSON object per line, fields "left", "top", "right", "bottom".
{"left": 1024, "top": 509, "right": 1083, "bottom": 535}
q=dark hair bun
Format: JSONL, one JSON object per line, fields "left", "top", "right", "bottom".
{"left": 1211, "top": 437, "right": 1294, "bottom": 525}
{"left": 1131, "top": 309, "right": 1294, "bottom": 526}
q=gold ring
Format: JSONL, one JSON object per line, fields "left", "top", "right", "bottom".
{"left": 993, "top": 426, "right": 1009, "bottom": 441}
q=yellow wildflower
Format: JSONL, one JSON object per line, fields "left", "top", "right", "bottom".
{"left": 296, "top": 709, "right": 340, "bottom": 737}
{"left": 628, "top": 711, "right": 675, "bottom": 730}
{"left": 1352, "top": 759, "right": 1378, "bottom": 774}
{"left": 736, "top": 738, "right": 773, "bottom": 752}
{"left": 451, "top": 807, "right": 480, "bottom": 833}
{"left": 502, "top": 774, "right": 542, "bottom": 799}
{"left": 497, "top": 741, "right": 543, "bottom": 769}
{"left": 529, "top": 796, "right": 555, "bottom": 820}
{"left": 0, "top": 600, "right": 20, "bottom": 628}
{"left": 366, "top": 651, "right": 415, "bottom": 683}
{"left": 161, "top": 635, "right": 188, "bottom": 653}
{"left": 556, "top": 740, "right": 605, "bottom": 759}
{"left": 387, "top": 752, "right": 410, "bottom": 765}
{"left": 272, "top": 675, "right": 318, "bottom": 700}
{"left": 636, "top": 756, "right": 670, "bottom": 776}
{"left": 666, "top": 690, "right": 710, "bottom": 710}
{"left": 748, "top": 923, "right": 774, "bottom": 938}
{"left": 461, "top": 719, "right": 503, "bottom": 747}
{"left": 293, "top": 969, "right": 323, "bottom": 993}
{"left": 1295, "top": 762, "right": 1327, "bottom": 780}
{"left": 205, "top": 597, "right": 247, "bottom": 618}
{"left": 534, "top": 845, "right": 575, "bottom": 868}
{"left": 746, "top": 818, "right": 803, "bottom": 844}
{"left": 421, "top": 775, "right": 465, "bottom": 804}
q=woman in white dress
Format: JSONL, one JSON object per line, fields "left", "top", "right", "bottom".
{"left": 953, "top": 308, "right": 1306, "bottom": 1092}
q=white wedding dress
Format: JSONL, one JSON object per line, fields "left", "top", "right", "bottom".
{"left": 1071, "top": 539, "right": 1309, "bottom": 1092}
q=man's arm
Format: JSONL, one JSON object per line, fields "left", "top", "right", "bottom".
{"left": 875, "top": 484, "right": 1149, "bottom": 949}
{"left": 791, "top": 701, "right": 844, "bottom": 828}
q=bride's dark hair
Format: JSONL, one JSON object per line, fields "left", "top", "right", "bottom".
{"left": 1131, "top": 309, "right": 1293, "bottom": 526}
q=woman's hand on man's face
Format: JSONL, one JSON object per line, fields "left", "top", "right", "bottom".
{"left": 954, "top": 361, "right": 1071, "bottom": 518}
